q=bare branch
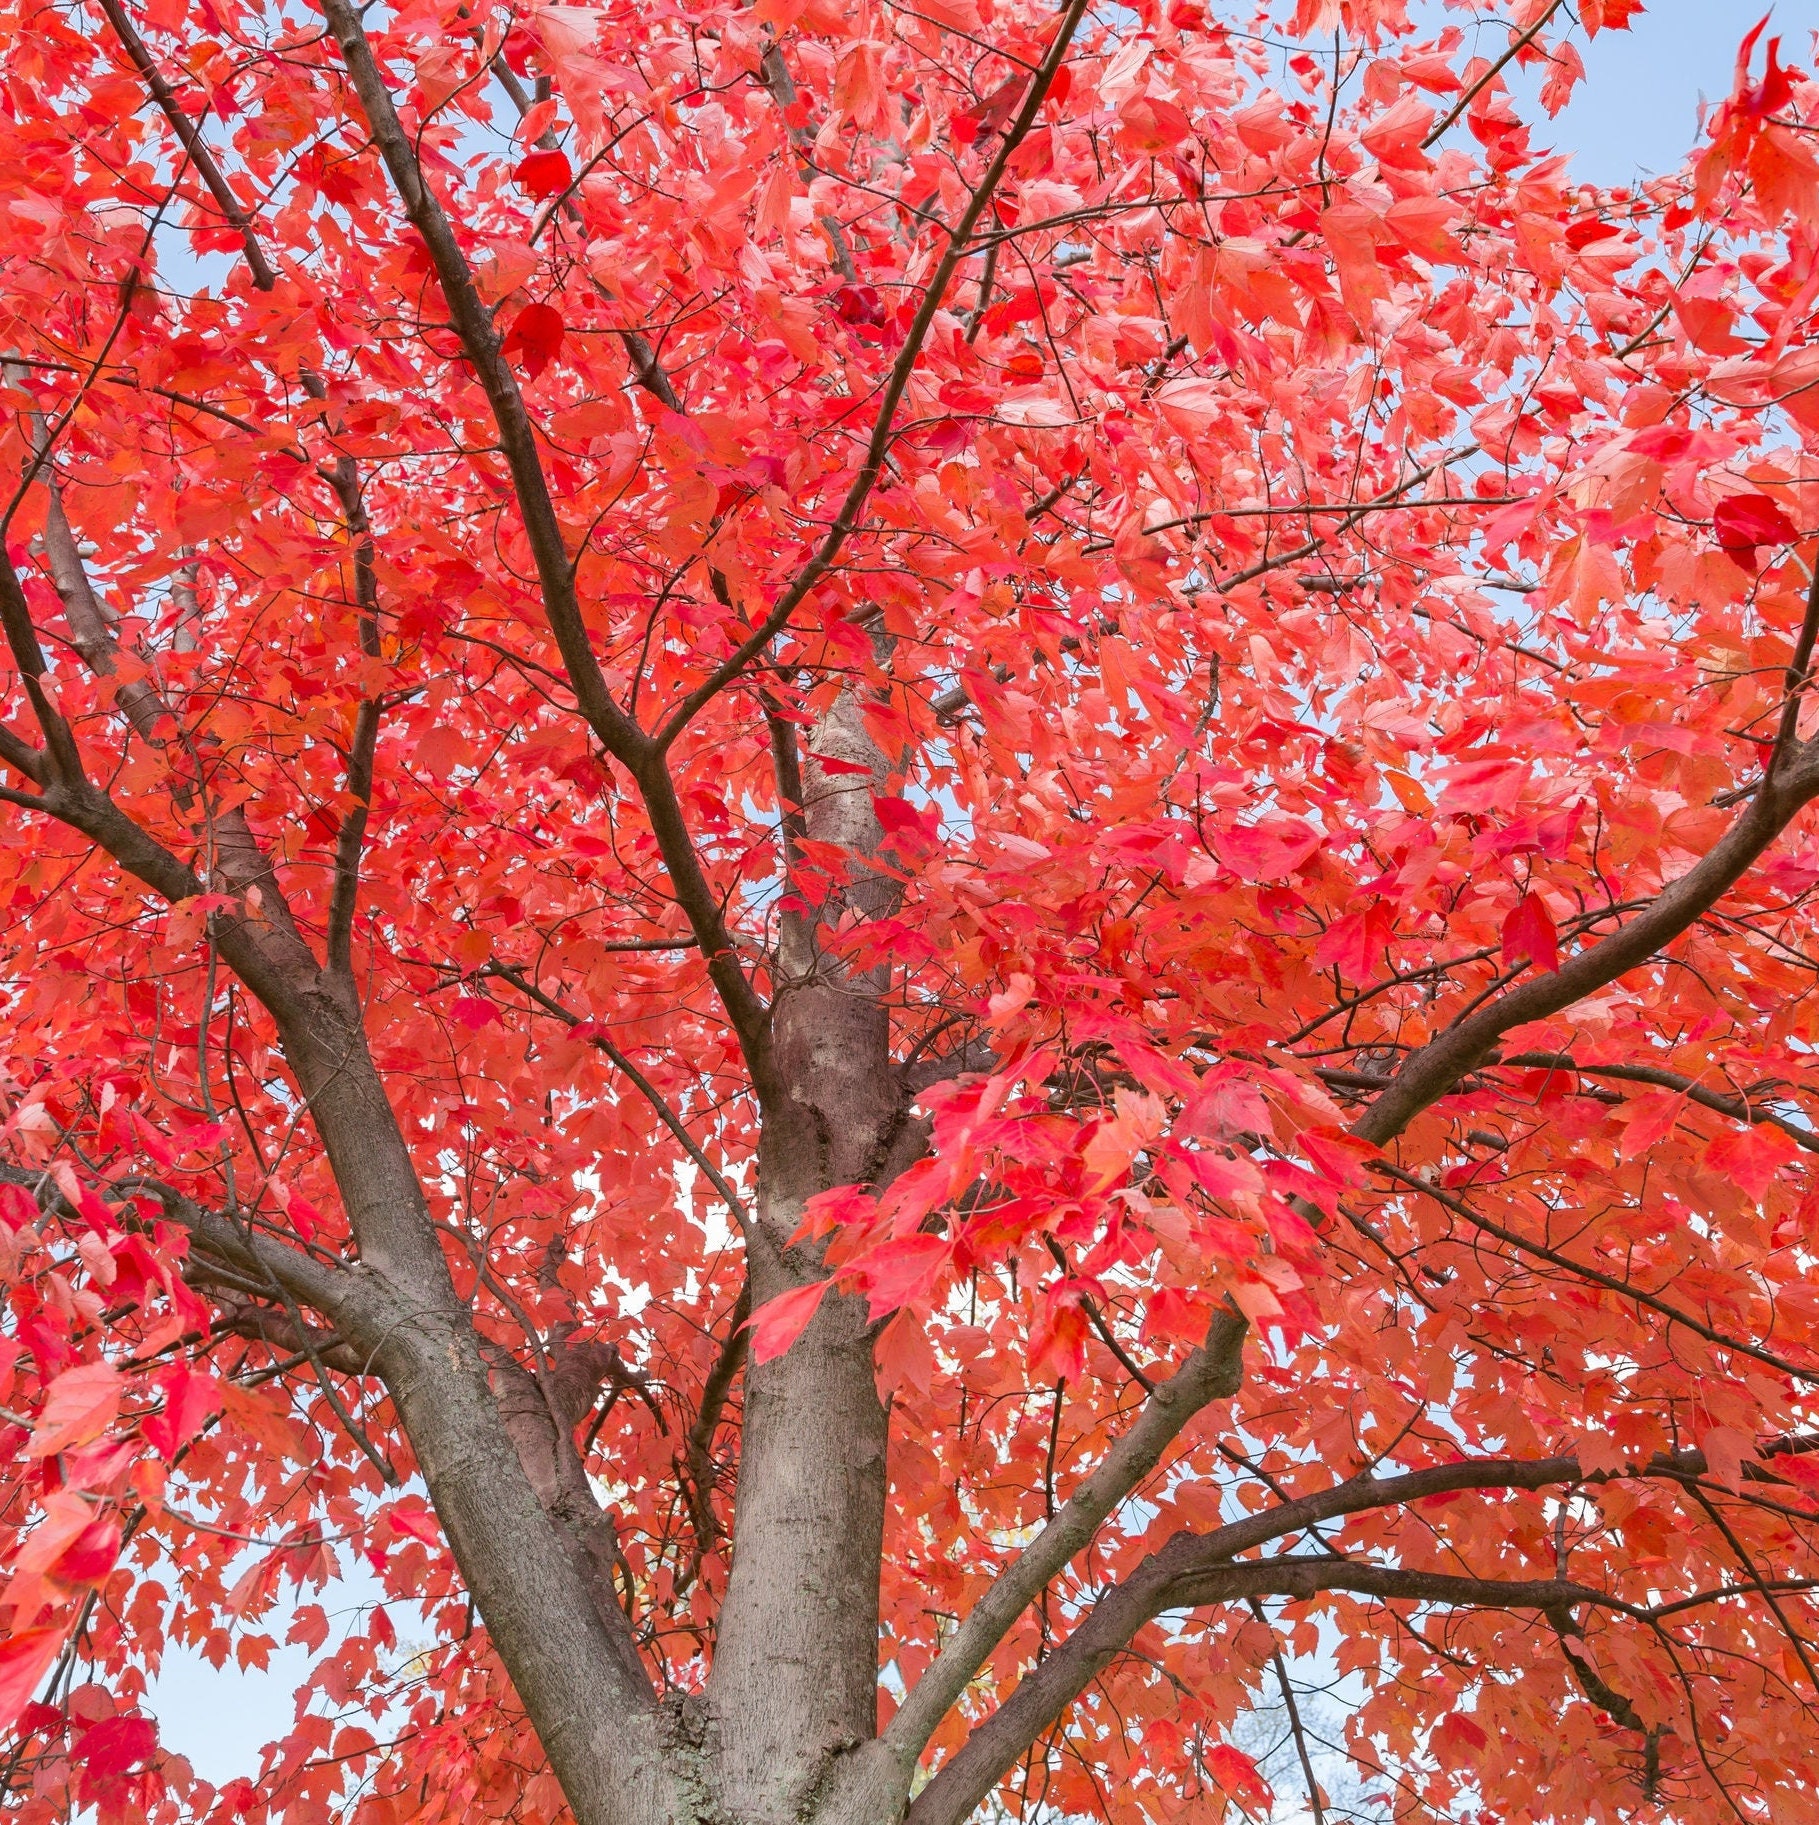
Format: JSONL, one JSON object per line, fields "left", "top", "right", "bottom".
{"left": 1421, "top": 0, "right": 1567, "bottom": 149}
{"left": 482, "top": 45, "right": 684, "bottom": 411}
{"left": 1248, "top": 1598, "right": 1327, "bottom": 1825}
{"left": 677, "top": 1277, "right": 751, "bottom": 1572}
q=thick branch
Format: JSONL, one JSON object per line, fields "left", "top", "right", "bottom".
{"left": 203, "top": 1284, "right": 364, "bottom": 1372}
{"left": 32, "top": 457, "right": 172, "bottom": 747}
{"left": 322, "top": 0, "right": 770, "bottom": 1066}
{"left": 0, "top": 511, "right": 87, "bottom": 782}
{"left": 0, "top": 1165, "right": 348, "bottom": 1317}
{"left": 903, "top": 1442, "right": 1784, "bottom": 1825}
{"left": 488, "top": 1341, "right": 658, "bottom": 1698}
{"left": 0, "top": 457, "right": 321, "bottom": 1015}
{"left": 1, "top": 393, "right": 668, "bottom": 1825}
{"left": 302, "top": 369, "right": 384, "bottom": 981}
{"left": 1549, "top": 1607, "right": 1653, "bottom": 1735}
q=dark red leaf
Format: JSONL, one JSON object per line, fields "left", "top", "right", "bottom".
{"left": 747, "top": 1282, "right": 831, "bottom": 1363}
{"left": 1714, "top": 491, "right": 1798, "bottom": 570}
{"left": 514, "top": 148, "right": 573, "bottom": 199}
{"left": 501, "top": 302, "right": 565, "bottom": 380}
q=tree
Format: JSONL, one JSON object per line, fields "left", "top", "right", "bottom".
{"left": 3, "top": 0, "right": 1819, "bottom": 1818}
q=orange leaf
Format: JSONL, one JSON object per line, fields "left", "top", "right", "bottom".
{"left": 1705, "top": 1123, "right": 1798, "bottom": 1202}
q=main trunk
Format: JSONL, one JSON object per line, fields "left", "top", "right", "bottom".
{"left": 708, "top": 1217, "right": 890, "bottom": 1822}
{"left": 707, "top": 693, "right": 905, "bottom": 1823}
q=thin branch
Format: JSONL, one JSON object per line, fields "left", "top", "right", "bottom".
{"left": 1043, "top": 1234, "right": 1155, "bottom": 1392}
{"left": 482, "top": 960, "right": 749, "bottom": 1224}
{"left": 1680, "top": 1482, "right": 1819, "bottom": 1695}
{"left": 880, "top": 1306, "right": 1245, "bottom": 1767}
{"left": 1499, "top": 1052, "right": 1819, "bottom": 1153}
{"left": 302, "top": 369, "right": 384, "bottom": 981}
{"left": 677, "top": 1278, "right": 751, "bottom": 1575}
{"left": 1248, "top": 1598, "right": 1326, "bottom": 1825}
{"left": 1421, "top": 0, "right": 1567, "bottom": 148}
{"left": 483, "top": 47, "right": 683, "bottom": 411}
{"left": 1370, "top": 1160, "right": 1819, "bottom": 1387}
{"left": 647, "top": 0, "right": 1093, "bottom": 754}
{"left": 1355, "top": 565, "right": 1819, "bottom": 1146}
{"left": 94, "top": 0, "right": 278, "bottom": 289}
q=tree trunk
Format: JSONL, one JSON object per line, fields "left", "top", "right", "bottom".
{"left": 708, "top": 690, "right": 905, "bottom": 1822}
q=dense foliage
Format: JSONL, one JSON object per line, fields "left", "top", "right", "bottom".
{"left": 5, "top": 2, "right": 1819, "bottom": 1822}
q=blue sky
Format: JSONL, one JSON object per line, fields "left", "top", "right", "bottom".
{"left": 135, "top": 0, "right": 1816, "bottom": 1799}
{"left": 1526, "top": 0, "right": 1813, "bottom": 186}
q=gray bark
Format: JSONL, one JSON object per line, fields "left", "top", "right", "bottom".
{"left": 709, "top": 695, "right": 901, "bottom": 1823}
{"left": 240, "top": 974, "right": 681, "bottom": 1825}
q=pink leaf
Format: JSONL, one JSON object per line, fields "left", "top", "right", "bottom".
{"left": 27, "top": 1361, "right": 122, "bottom": 1458}
{"left": 851, "top": 1235, "right": 951, "bottom": 1320}
{"left": 387, "top": 1502, "right": 442, "bottom": 1548}
{"left": 0, "top": 1627, "right": 64, "bottom": 1738}
{"left": 71, "top": 1713, "right": 158, "bottom": 1789}
{"left": 1204, "top": 1743, "right": 1273, "bottom": 1808}
{"left": 1211, "top": 817, "right": 1323, "bottom": 881}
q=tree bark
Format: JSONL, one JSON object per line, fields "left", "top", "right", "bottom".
{"left": 709, "top": 693, "right": 902, "bottom": 1822}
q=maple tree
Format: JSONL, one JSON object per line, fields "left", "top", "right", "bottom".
{"left": 7, "top": 0, "right": 1819, "bottom": 1819}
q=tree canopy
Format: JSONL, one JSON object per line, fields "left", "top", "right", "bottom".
{"left": 5, "top": 1, "right": 1819, "bottom": 1822}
